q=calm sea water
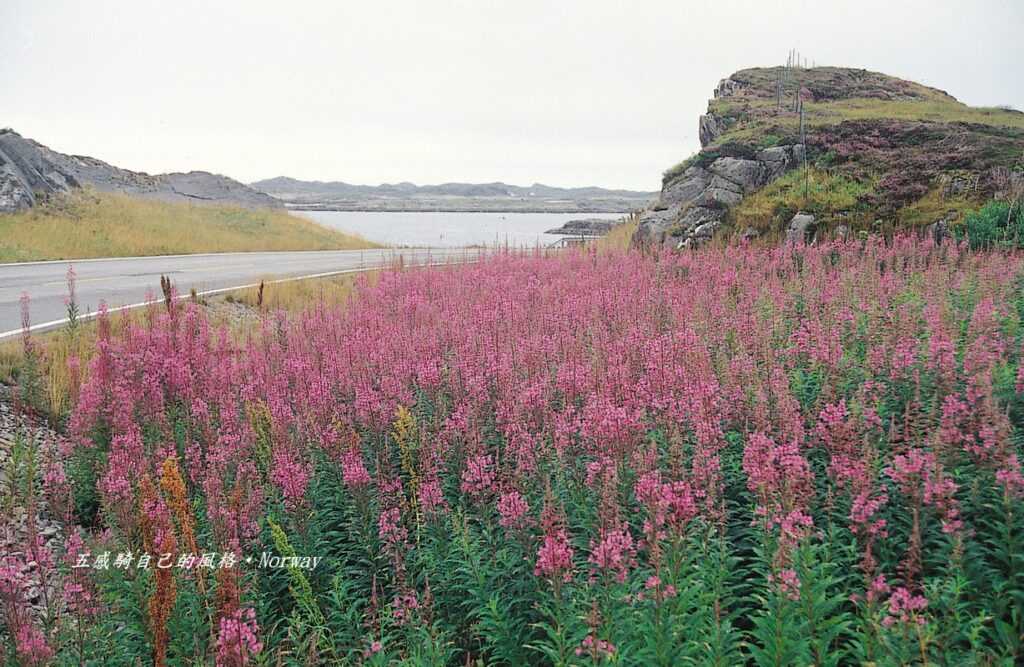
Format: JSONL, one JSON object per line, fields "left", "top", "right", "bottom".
{"left": 301, "top": 211, "right": 624, "bottom": 248}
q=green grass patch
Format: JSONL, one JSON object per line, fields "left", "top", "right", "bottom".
{"left": 730, "top": 167, "right": 875, "bottom": 233}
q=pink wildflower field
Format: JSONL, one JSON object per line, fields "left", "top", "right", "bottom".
{"left": 4, "top": 237, "right": 1024, "bottom": 665}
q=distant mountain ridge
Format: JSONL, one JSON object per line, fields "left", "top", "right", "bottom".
{"left": 251, "top": 176, "right": 655, "bottom": 200}
{"left": 0, "top": 129, "right": 281, "bottom": 213}
{"left": 250, "top": 177, "right": 655, "bottom": 213}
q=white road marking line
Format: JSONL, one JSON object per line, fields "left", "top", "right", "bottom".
{"left": 0, "top": 258, "right": 476, "bottom": 340}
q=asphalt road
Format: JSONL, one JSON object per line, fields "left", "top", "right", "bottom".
{"left": 0, "top": 248, "right": 479, "bottom": 338}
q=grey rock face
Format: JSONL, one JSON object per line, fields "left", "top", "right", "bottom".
{"left": 662, "top": 167, "right": 711, "bottom": 206}
{"left": 708, "top": 157, "right": 766, "bottom": 193}
{"left": 713, "top": 78, "right": 743, "bottom": 98}
{"left": 0, "top": 164, "right": 34, "bottom": 212}
{"left": 633, "top": 208, "right": 677, "bottom": 245}
{"left": 698, "top": 79, "right": 744, "bottom": 148}
{"left": 699, "top": 114, "right": 724, "bottom": 148}
{"left": 757, "top": 145, "right": 804, "bottom": 181}
{"left": 942, "top": 174, "right": 975, "bottom": 198}
{"left": 0, "top": 128, "right": 282, "bottom": 213}
{"left": 702, "top": 176, "right": 745, "bottom": 207}
{"left": 635, "top": 144, "right": 804, "bottom": 248}
{"left": 786, "top": 213, "right": 816, "bottom": 244}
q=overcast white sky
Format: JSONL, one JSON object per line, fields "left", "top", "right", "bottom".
{"left": 2, "top": 0, "right": 1022, "bottom": 191}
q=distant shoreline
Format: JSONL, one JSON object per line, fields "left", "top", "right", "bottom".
{"left": 287, "top": 205, "right": 640, "bottom": 214}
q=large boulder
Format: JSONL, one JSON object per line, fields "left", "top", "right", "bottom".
{"left": 786, "top": 213, "right": 816, "bottom": 244}
{"left": 757, "top": 145, "right": 805, "bottom": 180}
{"left": 924, "top": 211, "right": 959, "bottom": 244}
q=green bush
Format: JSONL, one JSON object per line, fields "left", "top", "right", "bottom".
{"left": 957, "top": 200, "right": 1024, "bottom": 250}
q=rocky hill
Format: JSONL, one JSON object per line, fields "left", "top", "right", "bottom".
{"left": 251, "top": 177, "right": 655, "bottom": 213}
{"left": 636, "top": 66, "right": 1024, "bottom": 246}
{"left": 0, "top": 129, "right": 281, "bottom": 213}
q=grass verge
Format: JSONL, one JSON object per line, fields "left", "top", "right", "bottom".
{"left": 0, "top": 190, "right": 380, "bottom": 262}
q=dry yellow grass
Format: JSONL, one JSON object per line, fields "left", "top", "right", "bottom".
{"left": 223, "top": 270, "right": 382, "bottom": 313}
{"left": 594, "top": 213, "right": 640, "bottom": 253}
{"left": 0, "top": 190, "right": 380, "bottom": 262}
{"left": 0, "top": 310, "right": 140, "bottom": 418}
{"left": 896, "top": 187, "right": 976, "bottom": 229}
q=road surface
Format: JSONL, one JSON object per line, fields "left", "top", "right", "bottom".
{"left": 0, "top": 248, "right": 479, "bottom": 338}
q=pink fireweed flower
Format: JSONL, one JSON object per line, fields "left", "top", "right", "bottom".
{"left": 769, "top": 568, "right": 802, "bottom": 601}
{"left": 742, "top": 432, "right": 815, "bottom": 532}
{"left": 575, "top": 634, "right": 616, "bottom": 660}
{"left": 850, "top": 490, "right": 889, "bottom": 537}
{"left": 270, "top": 445, "right": 311, "bottom": 510}
{"left": 63, "top": 530, "right": 100, "bottom": 618}
{"left": 635, "top": 471, "right": 698, "bottom": 541}
{"left": 938, "top": 394, "right": 972, "bottom": 453}
{"left": 888, "top": 336, "right": 919, "bottom": 379}
{"left": 866, "top": 574, "right": 891, "bottom": 604}
{"left": 378, "top": 507, "right": 408, "bottom": 547}
{"left": 14, "top": 624, "right": 53, "bottom": 667}
{"left": 643, "top": 575, "right": 677, "bottom": 600}
{"left": 43, "top": 457, "right": 73, "bottom": 525}
{"left": 996, "top": 455, "right": 1024, "bottom": 497}
{"left": 19, "top": 292, "right": 33, "bottom": 354}
{"left": 460, "top": 454, "right": 496, "bottom": 499}
{"left": 588, "top": 527, "right": 636, "bottom": 583}
{"left": 535, "top": 529, "right": 574, "bottom": 583}
{"left": 585, "top": 457, "right": 615, "bottom": 488}
{"left": 1016, "top": 354, "right": 1024, "bottom": 395}
{"left": 391, "top": 592, "right": 419, "bottom": 625}
{"left": 497, "top": 490, "right": 530, "bottom": 530}
{"left": 777, "top": 509, "right": 814, "bottom": 543}
{"left": 789, "top": 318, "right": 843, "bottom": 368}
{"left": 883, "top": 587, "right": 928, "bottom": 627}
{"left": 417, "top": 477, "right": 447, "bottom": 518}
{"left": 887, "top": 448, "right": 962, "bottom": 534}
{"left": 887, "top": 449, "right": 932, "bottom": 490}
{"left": 215, "top": 607, "right": 263, "bottom": 666}
{"left": 98, "top": 428, "right": 144, "bottom": 508}
{"left": 341, "top": 446, "right": 372, "bottom": 489}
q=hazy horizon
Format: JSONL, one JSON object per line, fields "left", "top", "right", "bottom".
{"left": 3, "top": 0, "right": 1022, "bottom": 191}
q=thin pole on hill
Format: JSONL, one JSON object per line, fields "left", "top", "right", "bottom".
{"left": 800, "top": 99, "right": 808, "bottom": 203}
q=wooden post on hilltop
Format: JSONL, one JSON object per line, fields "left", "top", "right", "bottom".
{"left": 800, "top": 99, "right": 809, "bottom": 203}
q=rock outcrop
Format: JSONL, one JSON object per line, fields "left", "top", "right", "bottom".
{"left": 697, "top": 77, "right": 744, "bottom": 148}
{"left": 544, "top": 218, "right": 618, "bottom": 236}
{"left": 635, "top": 144, "right": 804, "bottom": 247}
{"left": 0, "top": 129, "right": 282, "bottom": 213}
{"left": 635, "top": 65, "right": 1024, "bottom": 248}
